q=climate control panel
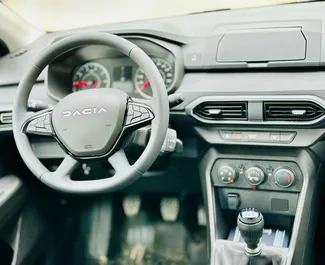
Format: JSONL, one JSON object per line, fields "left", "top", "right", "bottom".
{"left": 211, "top": 159, "right": 302, "bottom": 192}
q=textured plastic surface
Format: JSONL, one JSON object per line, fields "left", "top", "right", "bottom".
{"left": 216, "top": 27, "right": 306, "bottom": 63}
{"left": 228, "top": 226, "right": 290, "bottom": 248}
{"left": 218, "top": 189, "right": 298, "bottom": 216}
{"left": 204, "top": 20, "right": 321, "bottom": 69}
{"left": 0, "top": 175, "right": 27, "bottom": 231}
{"left": 10, "top": 201, "right": 47, "bottom": 265}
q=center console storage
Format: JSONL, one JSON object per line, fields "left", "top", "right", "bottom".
{"left": 200, "top": 146, "right": 322, "bottom": 265}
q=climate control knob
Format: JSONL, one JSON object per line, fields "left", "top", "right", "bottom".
{"left": 245, "top": 166, "right": 265, "bottom": 186}
{"left": 274, "top": 168, "right": 295, "bottom": 188}
{"left": 217, "top": 165, "right": 237, "bottom": 184}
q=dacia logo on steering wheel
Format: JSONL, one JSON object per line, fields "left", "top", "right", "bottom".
{"left": 62, "top": 107, "right": 107, "bottom": 117}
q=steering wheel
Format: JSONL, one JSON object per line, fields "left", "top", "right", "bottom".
{"left": 13, "top": 33, "right": 169, "bottom": 194}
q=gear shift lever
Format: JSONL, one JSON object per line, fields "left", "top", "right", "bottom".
{"left": 237, "top": 208, "right": 264, "bottom": 256}
{"left": 214, "top": 208, "right": 285, "bottom": 265}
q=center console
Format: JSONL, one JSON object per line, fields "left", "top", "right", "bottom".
{"left": 200, "top": 146, "right": 323, "bottom": 265}
{"left": 212, "top": 159, "right": 302, "bottom": 216}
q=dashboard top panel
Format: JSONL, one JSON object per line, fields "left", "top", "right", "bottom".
{"left": 1, "top": 2, "right": 325, "bottom": 85}
{"left": 1, "top": 1, "right": 325, "bottom": 150}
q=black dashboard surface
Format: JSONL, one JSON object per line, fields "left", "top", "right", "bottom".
{"left": 1, "top": 1, "right": 325, "bottom": 84}
{"left": 2, "top": 1, "right": 325, "bottom": 150}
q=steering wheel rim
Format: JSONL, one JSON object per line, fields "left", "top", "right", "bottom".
{"left": 13, "top": 32, "right": 169, "bottom": 194}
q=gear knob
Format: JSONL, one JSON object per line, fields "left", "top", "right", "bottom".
{"left": 237, "top": 208, "right": 264, "bottom": 256}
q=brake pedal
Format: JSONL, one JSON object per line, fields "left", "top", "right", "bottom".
{"left": 160, "top": 197, "right": 180, "bottom": 221}
{"left": 197, "top": 205, "right": 207, "bottom": 226}
{"left": 123, "top": 195, "right": 141, "bottom": 217}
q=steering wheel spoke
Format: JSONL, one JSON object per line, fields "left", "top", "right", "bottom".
{"left": 22, "top": 108, "right": 54, "bottom": 136}
{"left": 41, "top": 155, "right": 79, "bottom": 180}
{"left": 124, "top": 100, "right": 154, "bottom": 131}
{"left": 108, "top": 148, "right": 130, "bottom": 174}
{"left": 55, "top": 155, "right": 79, "bottom": 178}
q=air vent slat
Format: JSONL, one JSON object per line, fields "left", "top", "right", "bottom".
{"left": 193, "top": 102, "right": 248, "bottom": 121}
{"left": 0, "top": 112, "right": 12, "bottom": 125}
{"left": 264, "top": 101, "right": 325, "bottom": 121}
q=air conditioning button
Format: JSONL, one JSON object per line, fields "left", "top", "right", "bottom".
{"left": 242, "top": 132, "right": 270, "bottom": 142}
{"left": 220, "top": 131, "right": 232, "bottom": 140}
{"left": 280, "top": 133, "right": 296, "bottom": 143}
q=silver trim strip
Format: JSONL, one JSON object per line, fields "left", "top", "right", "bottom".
{"left": 0, "top": 126, "right": 12, "bottom": 132}
{"left": 245, "top": 246, "right": 261, "bottom": 256}
{"left": 185, "top": 95, "right": 325, "bottom": 126}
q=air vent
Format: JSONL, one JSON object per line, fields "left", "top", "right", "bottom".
{"left": 193, "top": 102, "right": 248, "bottom": 120}
{"left": 264, "top": 101, "right": 325, "bottom": 121}
{"left": 0, "top": 112, "right": 12, "bottom": 125}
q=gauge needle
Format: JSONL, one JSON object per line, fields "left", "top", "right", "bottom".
{"left": 134, "top": 81, "right": 150, "bottom": 94}
{"left": 73, "top": 81, "right": 88, "bottom": 87}
{"left": 141, "top": 81, "right": 150, "bottom": 90}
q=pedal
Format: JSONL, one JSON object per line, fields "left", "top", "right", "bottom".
{"left": 154, "top": 222, "right": 189, "bottom": 262}
{"left": 129, "top": 244, "right": 146, "bottom": 265}
{"left": 78, "top": 199, "right": 113, "bottom": 265}
{"left": 160, "top": 197, "right": 179, "bottom": 222}
{"left": 126, "top": 223, "right": 155, "bottom": 246}
{"left": 123, "top": 194, "right": 141, "bottom": 217}
{"left": 124, "top": 209, "right": 155, "bottom": 254}
{"left": 197, "top": 205, "right": 207, "bottom": 226}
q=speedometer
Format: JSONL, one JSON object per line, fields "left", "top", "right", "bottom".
{"left": 72, "top": 62, "right": 110, "bottom": 92}
{"left": 134, "top": 58, "right": 174, "bottom": 99}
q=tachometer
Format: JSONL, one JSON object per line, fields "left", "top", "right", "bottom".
{"left": 72, "top": 62, "right": 110, "bottom": 92}
{"left": 134, "top": 58, "right": 173, "bottom": 99}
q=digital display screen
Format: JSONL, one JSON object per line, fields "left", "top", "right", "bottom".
{"left": 112, "top": 66, "right": 133, "bottom": 94}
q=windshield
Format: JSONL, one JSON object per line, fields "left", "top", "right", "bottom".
{"left": 3, "top": 0, "right": 307, "bottom": 32}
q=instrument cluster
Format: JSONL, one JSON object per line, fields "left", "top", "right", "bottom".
{"left": 46, "top": 37, "right": 183, "bottom": 101}
{"left": 71, "top": 57, "right": 175, "bottom": 99}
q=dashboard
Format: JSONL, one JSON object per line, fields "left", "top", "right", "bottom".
{"left": 46, "top": 38, "right": 184, "bottom": 100}
{"left": 3, "top": 3, "right": 325, "bottom": 265}
{"left": 0, "top": 2, "right": 325, "bottom": 151}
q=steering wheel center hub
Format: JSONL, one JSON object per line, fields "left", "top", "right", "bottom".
{"left": 52, "top": 88, "right": 128, "bottom": 157}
